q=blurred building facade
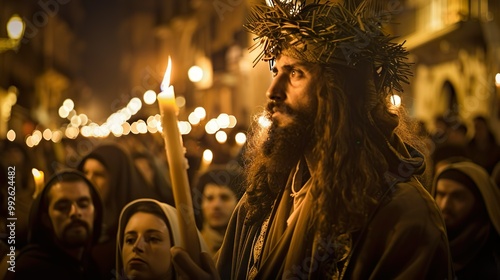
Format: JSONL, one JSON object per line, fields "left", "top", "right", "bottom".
{"left": 394, "top": 0, "right": 500, "bottom": 137}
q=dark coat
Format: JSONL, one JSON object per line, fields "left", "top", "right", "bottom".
{"left": 4, "top": 170, "right": 104, "bottom": 280}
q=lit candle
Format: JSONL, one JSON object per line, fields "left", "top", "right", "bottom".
{"left": 32, "top": 168, "right": 44, "bottom": 198}
{"left": 199, "top": 149, "right": 213, "bottom": 174}
{"left": 157, "top": 57, "right": 201, "bottom": 264}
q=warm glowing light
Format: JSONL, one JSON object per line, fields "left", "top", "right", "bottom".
{"left": 121, "top": 108, "right": 132, "bottom": 120}
{"left": 111, "top": 124, "right": 124, "bottom": 136}
{"left": 235, "top": 132, "right": 247, "bottom": 145}
{"left": 6, "top": 130, "right": 16, "bottom": 141}
{"left": 147, "top": 116, "right": 157, "bottom": 127}
{"left": 58, "top": 107, "right": 69, "bottom": 118}
{"left": 100, "top": 126, "right": 110, "bottom": 137}
{"left": 144, "top": 90, "right": 157, "bottom": 105}
{"left": 71, "top": 115, "right": 82, "bottom": 127}
{"left": 79, "top": 114, "right": 89, "bottom": 126}
{"left": 179, "top": 121, "right": 192, "bottom": 135}
{"left": 32, "top": 168, "right": 45, "bottom": 198}
{"left": 32, "top": 130, "right": 42, "bottom": 145}
{"left": 188, "top": 112, "right": 201, "bottom": 125}
{"left": 7, "top": 15, "right": 24, "bottom": 40}
{"left": 65, "top": 126, "right": 79, "bottom": 139}
{"left": 205, "top": 119, "right": 220, "bottom": 134}
{"left": 161, "top": 56, "right": 172, "bottom": 91}
{"left": 81, "top": 126, "right": 92, "bottom": 137}
{"left": 63, "top": 99, "right": 74, "bottom": 111}
{"left": 147, "top": 125, "right": 158, "bottom": 134}
{"left": 43, "top": 129, "right": 52, "bottom": 141}
{"left": 128, "top": 97, "right": 142, "bottom": 114}
{"left": 51, "top": 131, "right": 63, "bottom": 143}
{"left": 131, "top": 122, "right": 139, "bottom": 134}
{"left": 217, "top": 113, "right": 230, "bottom": 129}
{"left": 26, "top": 136, "right": 33, "bottom": 148}
{"left": 390, "top": 94, "right": 401, "bottom": 107}
{"left": 67, "top": 110, "right": 76, "bottom": 120}
{"left": 228, "top": 115, "right": 237, "bottom": 128}
{"left": 188, "top": 65, "right": 203, "bottom": 83}
{"left": 258, "top": 115, "right": 272, "bottom": 128}
{"left": 194, "top": 107, "right": 206, "bottom": 120}
{"left": 122, "top": 122, "right": 131, "bottom": 135}
{"left": 215, "top": 130, "right": 227, "bottom": 143}
{"left": 496, "top": 73, "right": 500, "bottom": 87}
{"left": 202, "top": 149, "right": 213, "bottom": 162}
{"left": 176, "top": 96, "right": 186, "bottom": 108}
{"left": 137, "top": 121, "right": 148, "bottom": 134}
{"left": 32, "top": 168, "right": 42, "bottom": 178}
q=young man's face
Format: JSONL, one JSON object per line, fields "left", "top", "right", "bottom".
{"left": 46, "top": 181, "right": 95, "bottom": 248}
{"left": 201, "top": 184, "right": 238, "bottom": 231}
{"left": 435, "top": 178, "right": 476, "bottom": 230}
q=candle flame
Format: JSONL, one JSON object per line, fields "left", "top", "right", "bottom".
{"left": 161, "top": 56, "right": 172, "bottom": 92}
{"left": 32, "top": 168, "right": 41, "bottom": 178}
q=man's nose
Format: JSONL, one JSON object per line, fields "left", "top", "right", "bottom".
{"left": 69, "top": 203, "right": 82, "bottom": 218}
{"left": 266, "top": 74, "right": 286, "bottom": 102}
{"left": 437, "top": 196, "right": 450, "bottom": 211}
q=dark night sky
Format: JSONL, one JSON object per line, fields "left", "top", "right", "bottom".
{"left": 79, "top": 0, "right": 124, "bottom": 120}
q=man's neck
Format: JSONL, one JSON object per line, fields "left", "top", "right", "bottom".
{"left": 204, "top": 224, "right": 226, "bottom": 237}
{"left": 304, "top": 149, "right": 317, "bottom": 176}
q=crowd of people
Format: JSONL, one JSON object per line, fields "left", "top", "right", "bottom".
{"left": 1, "top": 0, "right": 500, "bottom": 279}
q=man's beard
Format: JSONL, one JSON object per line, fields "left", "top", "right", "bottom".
{"left": 245, "top": 102, "right": 315, "bottom": 193}
{"left": 60, "top": 220, "right": 92, "bottom": 249}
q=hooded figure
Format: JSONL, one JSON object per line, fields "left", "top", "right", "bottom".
{"left": 433, "top": 161, "right": 500, "bottom": 279}
{"left": 77, "top": 143, "right": 154, "bottom": 279}
{"left": 116, "top": 199, "right": 208, "bottom": 279}
{"left": 5, "top": 170, "right": 104, "bottom": 280}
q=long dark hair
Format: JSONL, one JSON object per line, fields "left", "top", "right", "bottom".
{"left": 244, "top": 61, "right": 426, "bottom": 239}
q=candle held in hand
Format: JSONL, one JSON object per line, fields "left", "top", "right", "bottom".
{"left": 157, "top": 57, "right": 201, "bottom": 264}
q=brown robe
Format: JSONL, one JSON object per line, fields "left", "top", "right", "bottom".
{"left": 216, "top": 143, "right": 454, "bottom": 279}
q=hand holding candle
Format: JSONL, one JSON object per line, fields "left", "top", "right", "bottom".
{"left": 157, "top": 57, "right": 201, "bottom": 264}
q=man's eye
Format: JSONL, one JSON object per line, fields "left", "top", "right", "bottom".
{"left": 55, "top": 202, "right": 71, "bottom": 212}
{"left": 78, "top": 199, "right": 91, "bottom": 208}
{"left": 291, "top": 69, "right": 303, "bottom": 78}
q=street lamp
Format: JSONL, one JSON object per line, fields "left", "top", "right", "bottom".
{"left": 0, "top": 14, "right": 25, "bottom": 52}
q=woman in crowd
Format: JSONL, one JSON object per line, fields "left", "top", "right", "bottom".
{"left": 116, "top": 199, "right": 208, "bottom": 279}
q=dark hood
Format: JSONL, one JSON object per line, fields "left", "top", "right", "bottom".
{"left": 77, "top": 143, "right": 146, "bottom": 234}
{"left": 432, "top": 161, "right": 500, "bottom": 235}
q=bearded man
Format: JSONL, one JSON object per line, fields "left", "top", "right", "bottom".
{"left": 172, "top": 1, "right": 454, "bottom": 279}
{"left": 5, "top": 170, "right": 104, "bottom": 280}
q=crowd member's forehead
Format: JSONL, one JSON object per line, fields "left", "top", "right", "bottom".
{"left": 203, "top": 183, "right": 237, "bottom": 195}
{"left": 46, "top": 179, "right": 92, "bottom": 205}
{"left": 47, "top": 180, "right": 92, "bottom": 202}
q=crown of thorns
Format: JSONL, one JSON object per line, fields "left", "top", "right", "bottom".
{"left": 244, "top": 0, "right": 412, "bottom": 93}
